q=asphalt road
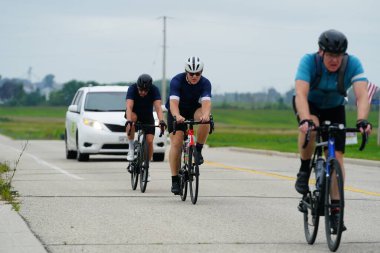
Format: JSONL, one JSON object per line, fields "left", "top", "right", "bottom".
{"left": 1, "top": 135, "right": 380, "bottom": 253}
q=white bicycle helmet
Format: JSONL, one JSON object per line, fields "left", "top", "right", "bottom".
{"left": 185, "top": 56, "right": 204, "bottom": 73}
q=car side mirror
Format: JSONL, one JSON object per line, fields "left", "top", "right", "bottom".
{"left": 68, "top": 104, "right": 79, "bottom": 113}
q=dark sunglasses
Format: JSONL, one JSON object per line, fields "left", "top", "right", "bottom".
{"left": 187, "top": 71, "right": 202, "bottom": 77}
{"left": 138, "top": 88, "right": 149, "bottom": 92}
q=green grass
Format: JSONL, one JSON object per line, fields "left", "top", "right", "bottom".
{"left": 0, "top": 106, "right": 379, "bottom": 161}
{"left": 0, "top": 106, "right": 66, "bottom": 139}
{"left": 0, "top": 162, "right": 20, "bottom": 211}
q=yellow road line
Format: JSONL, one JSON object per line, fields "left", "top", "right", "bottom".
{"left": 344, "top": 186, "right": 380, "bottom": 197}
{"left": 205, "top": 161, "right": 380, "bottom": 197}
{"left": 206, "top": 161, "right": 295, "bottom": 181}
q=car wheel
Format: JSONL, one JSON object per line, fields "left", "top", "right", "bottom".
{"left": 65, "top": 130, "right": 77, "bottom": 159}
{"left": 153, "top": 153, "right": 165, "bottom": 162}
{"left": 76, "top": 134, "right": 89, "bottom": 162}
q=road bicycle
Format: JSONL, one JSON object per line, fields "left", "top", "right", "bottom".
{"left": 298, "top": 121, "right": 367, "bottom": 252}
{"left": 127, "top": 122, "right": 164, "bottom": 193}
{"left": 173, "top": 116, "right": 214, "bottom": 204}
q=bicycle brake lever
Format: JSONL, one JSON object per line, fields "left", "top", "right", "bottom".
{"left": 126, "top": 121, "right": 132, "bottom": 136}
{"left": 359, "top": 132, "right": 368, "bottom": 151}
{"left": 208, "top": 115, "right": 214, "bottom": 134}
{"left": 302, "top": 127, "right": 312, "bottom": 149}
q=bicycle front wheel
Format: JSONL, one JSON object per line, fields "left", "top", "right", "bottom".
{"left": 179, "top": 166, "right": 188, "bottom": 201}
{"left": 325, "top": 159, "right": 344, "bottom": 252}
{"left": 188, "top": 147, "right": 199, "bottom": 204}
{"left": 140, "top": 137, "right": 149, "bottom": 193}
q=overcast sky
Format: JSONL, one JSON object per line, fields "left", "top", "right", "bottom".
{"left": 1, "top": 0, "right": 379, "bottom": 94}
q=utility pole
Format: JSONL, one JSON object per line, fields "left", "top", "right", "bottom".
{"left": 27, "top": 67, "right": 32, "bottom": 82}
{"left": 161, "top": 16, "right": 167, "bottom": 103}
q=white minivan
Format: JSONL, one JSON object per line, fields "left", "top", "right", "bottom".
{"left": 65, "top": 85, "right": 167, "bottom": 161}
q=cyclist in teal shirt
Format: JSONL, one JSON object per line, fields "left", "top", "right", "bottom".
{"left": 293, "top": 29, "right": 372, "bottom": 231}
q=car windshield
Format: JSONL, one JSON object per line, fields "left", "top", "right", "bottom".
{"left": 84, "top": 92, "right": 126, "bottom": 111}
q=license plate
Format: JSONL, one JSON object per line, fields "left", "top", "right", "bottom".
{"left": 119, "top": 136, "right": 128, "bottom": 143}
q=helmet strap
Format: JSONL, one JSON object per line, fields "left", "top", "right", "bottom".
{"left": 185, "top": 75, "right": 190, "bottom": 84}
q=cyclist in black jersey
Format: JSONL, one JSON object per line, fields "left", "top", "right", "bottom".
{"left": 125, "top": 74, "right": 167, "bottom": 165}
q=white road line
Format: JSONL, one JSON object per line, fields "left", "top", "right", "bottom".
{"left": 1, "top": 144, "right": 83, "bottom": 180}
{"left": 26, "top": 153, "right": 83, "bottom": 180}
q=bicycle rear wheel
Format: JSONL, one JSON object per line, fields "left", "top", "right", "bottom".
{"left": 140, "top": 137, "right": 149, "bottom": 193}
{"left": 188, "top": 147, "right": 199, "bottom": 204}
{"left": 325, "top": 159, "right": 344, "bottom": 252}
{"left": 302, "top": 192, "right": 320, "bottom": 244}
{"left": 129, "top": 162, "right": 138, "bottom": 190}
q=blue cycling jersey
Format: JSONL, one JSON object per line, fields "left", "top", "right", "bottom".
{"left": 126, "top": 83, "right": 161, "bottom": 116}
{"left": 295, "top": 53, "right": 367, "bottom": 109}
{"left": 165, "top": 72, "right": 212, "bottom": 110}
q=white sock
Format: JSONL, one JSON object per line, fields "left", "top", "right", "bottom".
{"left": 128, "top": 140, "right": 134, "bottom": 151}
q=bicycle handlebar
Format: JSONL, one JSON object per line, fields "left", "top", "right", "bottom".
{"left": 172, "top": 115, "right": 215, "bottom": 135}
{"left": 127, "top": 121, "right": 165, "bottom": 137}
{"left": 302, "top": 122, "right": 368, "bottom": 151}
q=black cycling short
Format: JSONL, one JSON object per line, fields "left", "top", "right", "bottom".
{"left": 135, "top": 114, "right": 155, "bottom": 135}
{"left": 167, "top": 105, "right": 201, "bottom": 134}
{"left": 292, "top": 96, "right": 346, "bottom": 153}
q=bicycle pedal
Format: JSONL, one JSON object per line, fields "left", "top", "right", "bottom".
{"left": 298, "top": 201, "right": 307, "bottom": 213}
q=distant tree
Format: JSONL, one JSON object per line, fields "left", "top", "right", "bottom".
{"left": 0, "top": 80, "right": 25, "bottom": 103}
{"left": 284, "top": 87, "right": 295, "bottom": 105}
{"left": 267, "top": 88, "right": 281, "bottom": 103}
{"left": 48, "top": 80, "right": 100, "bottom": 106}
{"left": 42, "top": 74, "right": 55, "bottom": 88}
{"left": 21, "top": 89, "right": 46, "bottom": 106}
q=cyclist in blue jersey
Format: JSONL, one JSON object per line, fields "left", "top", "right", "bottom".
{"left": 165, "top": 56, "right": 212, "bottom": 195}
{"left": 293, "top": 29, "right": 372, "bottom": 231}
{"left": 125, "top": 74, "right": 167, "bottom": 165}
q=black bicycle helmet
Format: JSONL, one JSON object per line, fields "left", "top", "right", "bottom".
{"left": 318, "top": 29, "right": 348, "bottom": 54}
{"left": 137, "top": 74, "right": 153, "bottom": 90}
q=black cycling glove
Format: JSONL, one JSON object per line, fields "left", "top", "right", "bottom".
{"left": 356, "top": 119, "right": 372, "bottom": 130}
{"left": 159, "top": 120, "right": 167, "bottom": 131}
{"left": 299, "top": 119, "right": 314, "bottom": 128}
{"left": 125, "top": 120, "right": 133, "bottom": 127}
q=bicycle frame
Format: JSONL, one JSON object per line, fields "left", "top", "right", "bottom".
{"left": 315, "top": 132, "right": 336, "bottom": 179}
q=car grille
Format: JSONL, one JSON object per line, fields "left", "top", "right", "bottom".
{"left": 105, "top": 124, "right": 125, "bottom": 132}
{"left": 102, "top": 144, "right": 129, "bottom": 149}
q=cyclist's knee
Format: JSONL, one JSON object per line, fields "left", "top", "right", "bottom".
{"left": 170, "top": 135, "right": 183, "bottom": 148}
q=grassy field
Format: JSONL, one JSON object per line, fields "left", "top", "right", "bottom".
{"left": 0, "top": 106, "right": 379, "bottom": 160}
{"left": 0, "top": 106, "right": 67, "bottom": 139}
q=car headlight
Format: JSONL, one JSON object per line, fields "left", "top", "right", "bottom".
{"left": 83, "top": 118, "right": 105, "bottom": 130}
